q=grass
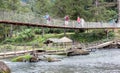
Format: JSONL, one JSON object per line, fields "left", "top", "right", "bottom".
{"left": 11, "top": 54, "right": 32, "bottom": 62}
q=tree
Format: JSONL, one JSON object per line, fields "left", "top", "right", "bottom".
{"left": 27, "top": 0, "right": 53, "bottom": 15}
{"left": 0, "top": 0, "right": 21, "bottom": 40}
{"left": 90, "top": 0, "right": 117, "bottom": 21}
{"left": 52, "top": 0, "right": 117, "bottom": 21}
{"left": 52, "top": 0, "right": 93, "bottom": 20}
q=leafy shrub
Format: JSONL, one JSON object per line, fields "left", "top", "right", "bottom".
{"left": 15, "top": 29, "right": 35, "bottom": 42}
{"left": 71, "top": 30, "right": 114, "bottom": 43}
{"left": 34, "top": 29, "right": 42, "bottom": 34}
{"left": 2, "top": 38, "right": 15, "bottom": 44}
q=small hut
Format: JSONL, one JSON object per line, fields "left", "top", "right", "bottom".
{"left": 60, "top": 37, "right": 73, "bottom": 48}
{"left": 44, "top": 37, "right": 73, "bottom": 48}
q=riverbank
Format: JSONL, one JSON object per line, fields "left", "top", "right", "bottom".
{"left": 2, "top": 49, "right": 120, "bottom": 73}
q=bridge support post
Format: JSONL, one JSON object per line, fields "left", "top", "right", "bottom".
{"left": 104, "top": 29, "right": 109, "bottom": 40}
{"left": 41, "top": 27, "right": 44, "bottom": 37}
{"left": 10, "top": 24, "right": 13, "bottom": 38}
{"left": 64, "top": 28, "right": 66, "bottom": 36}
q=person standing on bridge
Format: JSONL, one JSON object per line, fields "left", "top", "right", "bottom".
{"left": 64, "top": 15, "right": 69, "bottom": 26}
{"left": 44, "top": 13, "right": 51, "bottom": 25}
{"left": 77, "top": 16, "right": 81, "bottom": 27}
{"left": 80, "top": 18, "right": 85, "bottom": 27}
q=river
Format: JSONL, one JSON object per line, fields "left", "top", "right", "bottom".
{"left": 1, "top": 49, "right": 120, "bottom": 73}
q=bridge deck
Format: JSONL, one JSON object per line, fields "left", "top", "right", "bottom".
{"left": 0, "top": 20, "right": 119, "bottom": 29}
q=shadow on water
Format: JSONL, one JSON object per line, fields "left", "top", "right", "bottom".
{"left": 1, "top": 49, "right": 120, "bottom": 73}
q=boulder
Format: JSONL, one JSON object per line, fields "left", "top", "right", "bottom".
{"left": 0, "top": 61, "right": 11, "bottom": 73}
{"left": 29, "top": 56, "right": 40, "bottom": 62}
{"left": 66, "top": 47, "right": 89, "bottom": 56}
{"left": 47, "top": 57, "right": 61, "bottom": 62}
{"left": 42, "top": 56, "right": 61, "bottom": 62}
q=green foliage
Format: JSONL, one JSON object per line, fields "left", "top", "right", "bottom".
{"left": 28, "top": 0, "right": 53, "bottom": 15}
{"left": 3, "top": 45, "right": 13, "bottom": 50}
{"left": 15, "top": 29, "right": 35, "bottom": 42}
{"left": 11, "top": 54, "right": 32, "bottom": 62}
{"left": 2, "top": 38, "right": 15, "bottom": 44}
{"left": 51, "top": 0, "right": 117, "bottom": 21}
{"left": 71, "top": 30, "right": 114, "bottom": 43}
{"left": 34, "top": 29, "right": 41, "bottom": 34}
{"left": 0, "top": 0, "right": 20, "bottom": 10}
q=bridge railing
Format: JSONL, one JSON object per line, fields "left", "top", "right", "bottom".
{"left": 0, "top": 10, "right": 119, "bottom": 28}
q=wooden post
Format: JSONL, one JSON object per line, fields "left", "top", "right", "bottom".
{"left": 24, "top": 44, "right": 26, "bottom": 54}
{"left": 32, "top": 43, "right": 35, "bottom": 54}
{"left": 3, "top": 46, "right": 6, "bottom": 58}
{"left": 10, "top": 24, "right": 13, "bottom": 37}
{"left": 14, "top": 45, "right": 17, "bottom": 56}
{"left": 41, "top": 27, "right": 44, "bottom": 37}
{"left": 64, "top": 29, "right": 66, "bottom": 36}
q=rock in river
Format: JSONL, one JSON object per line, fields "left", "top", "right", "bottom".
{"left": 66, "top": 47, "right": 90, "bottom": 56}
{"left": 0, "top": 61, "right": 11, "bottom": 73}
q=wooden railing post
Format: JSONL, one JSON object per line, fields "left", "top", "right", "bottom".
{"left": 3, "top": 46, "right": 6, "bottom": 58}
{"left": 14, "top": 45, "right": 17, "bottom": 56}
{"left": 32, "top": 43, "right": 35, "bottom": 54}
{"left": 24, "top": 44, "right": 26, "bottom": 54}
{"left": 53, "top": 19, "right": 55, "bottom": 26}
{"left": 41, "top": 27, "right": 44, "bottom": 38}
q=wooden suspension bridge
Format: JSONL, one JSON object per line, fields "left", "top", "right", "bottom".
{"left": 0, "top": 11, "right": 120, "bottom": 29}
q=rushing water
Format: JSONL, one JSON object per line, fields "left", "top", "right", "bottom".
{"left": 1, "top": 49, "right": 120, "bottom": 73}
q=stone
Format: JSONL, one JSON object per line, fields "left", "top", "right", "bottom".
{"left": 42, "top": 56, "right": 61, "bottom": 62}
{"left": 29, "top": 56, "right": 40, "bottom": 62}
{"left": 0, "top": 61, "right": 11, "bottom": 73}
{"left": 47, "top": 57, "right": 61, "bottom": 62}
{"left": 66, "top": 47, "right": 90, "bottom": 56}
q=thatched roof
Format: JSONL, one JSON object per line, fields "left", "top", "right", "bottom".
{"left": 60, "top": 37, "right": 72, "bottom": 43}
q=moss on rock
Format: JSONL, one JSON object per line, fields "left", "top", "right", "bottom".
{"left": 11, "top": 54, "right": 32, "bottom": 62}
